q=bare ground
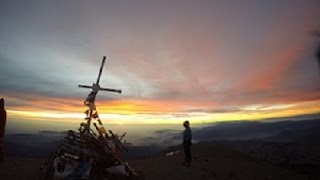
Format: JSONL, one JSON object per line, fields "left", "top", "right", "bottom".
{"left": 0, "top": 142, "right": 310, "bottom": 180}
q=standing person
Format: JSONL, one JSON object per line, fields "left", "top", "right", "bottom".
{"left": 182, "top": 120, "right": 192, "bottom": 167}
{"left": 0, "top": 98, "right": 7, "bottom": 162}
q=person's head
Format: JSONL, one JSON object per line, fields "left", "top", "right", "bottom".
{"left": 0, "top": 98, "right": 4, "bottom": 109}
{"left": 183, "top": 120, "right": 190, "bottom": 128}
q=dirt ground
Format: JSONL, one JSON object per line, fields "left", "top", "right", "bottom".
{"left": 131, "top": 142, "right": 309, "bottom": 180}
{"left": 0, "top": 143, "right": 310, "bottom": 180}
{"left": 0, "top": 157, "right": 45, "bottom": 180}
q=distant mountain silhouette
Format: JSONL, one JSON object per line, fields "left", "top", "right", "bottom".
{"left": 5, "top": 117, "right": 320, "bottom": 158}
{"left": 4, "top": 132, "right": 65, "bottom": 157}
{"left": 164, "top": 118, "right": 320, "bottom": 143}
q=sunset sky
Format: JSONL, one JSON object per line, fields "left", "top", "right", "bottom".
{"left": 1, "top": 0, "right": 320, "bottom": 129}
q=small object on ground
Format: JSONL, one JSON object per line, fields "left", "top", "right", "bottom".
{"left": 165, "top": 150, "right": 180, "bottom": 157}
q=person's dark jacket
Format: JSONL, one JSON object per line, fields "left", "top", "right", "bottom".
{"left": 183, "top": 126, "right": 192, "bottom": 144}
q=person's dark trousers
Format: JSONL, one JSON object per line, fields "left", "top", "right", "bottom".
{"left": 183, "top": 140, "right": 192, "bottom": 163}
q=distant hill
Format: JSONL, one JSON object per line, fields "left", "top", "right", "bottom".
{"left": 164, "top": 118, "right": 320, "bottom": 143}
{"left": 4, "top": 132, "right": 64, "bottom": 157}
{"left": 5, "top": 118, "right": 320, "bottom": 158}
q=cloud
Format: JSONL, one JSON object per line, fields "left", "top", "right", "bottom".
{"left": 0, "top": 0, "right": 320, "bottom": 124}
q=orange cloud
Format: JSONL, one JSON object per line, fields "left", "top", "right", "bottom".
{"left": 251, "top": 48, "right": 300, "bottom": 90}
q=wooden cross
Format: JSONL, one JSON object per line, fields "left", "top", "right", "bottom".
{"left": 79, "top": 56, "right": 122, "bottom": 131}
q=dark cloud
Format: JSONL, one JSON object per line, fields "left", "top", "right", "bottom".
{"left": 0, "top": 55, "right": 83, "bottom": 99}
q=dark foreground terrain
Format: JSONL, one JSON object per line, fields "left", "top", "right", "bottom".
{"left": 0, "top": 142, "right": 312, "bottom": 180}
{"left": 2, "top": 117, "right": 320, "bottom": 179}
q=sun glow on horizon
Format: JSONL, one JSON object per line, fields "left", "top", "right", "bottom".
{"left": 7, "top": 99, "right": 320, "bottom": 124}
